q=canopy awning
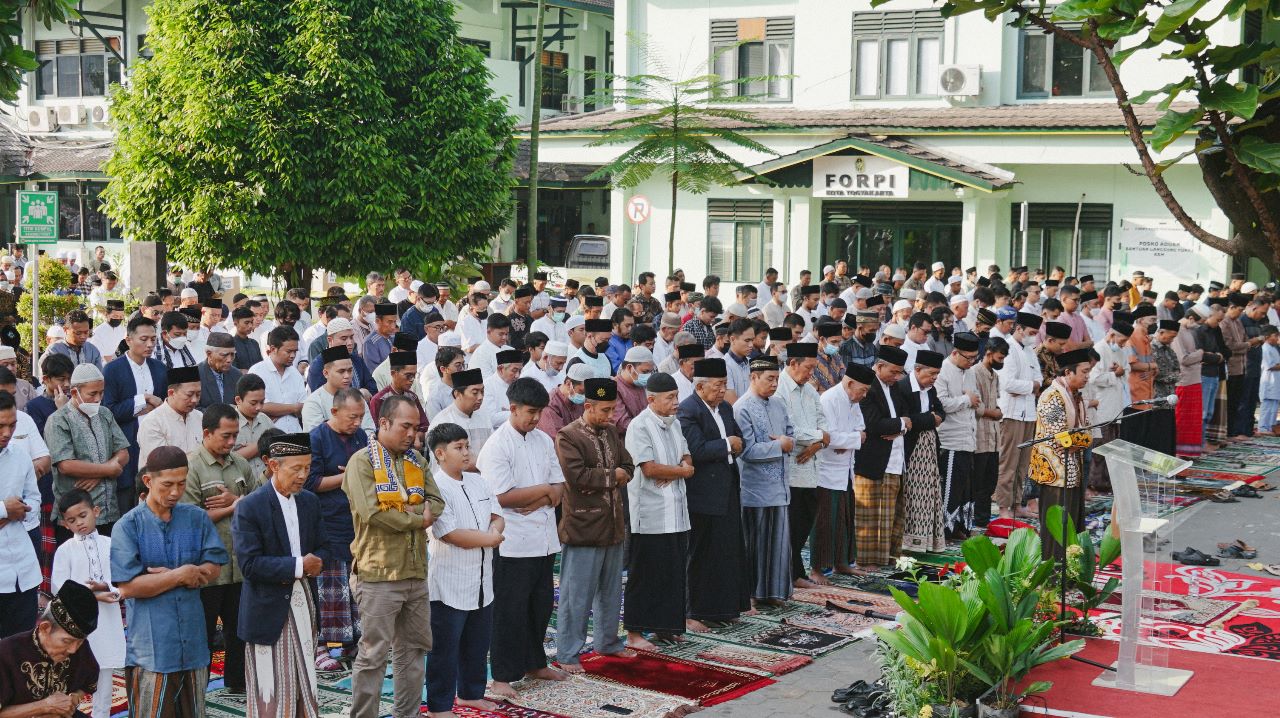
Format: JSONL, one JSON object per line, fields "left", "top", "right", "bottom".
{"left": 734, "top": 134, "right": 1016, "bottom": 193}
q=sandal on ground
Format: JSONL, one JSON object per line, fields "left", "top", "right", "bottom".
{"left": 1218, "top": 544, "right": 1259, "bottom": 560}
{"left": 1245, "top": 562, "right": 1280, "bottom": 576}
{"left": 841, "top": 693, "right": 889, "bottom": 716}
{"left": 1220, "top": 539, "right": 1257, "bottom": 554}
{"left": 1233, "top": 484, "right": 1263, "bottom": 499}
{"left": 832, "top": 681, "right": 881, "bottom": 703}
{"left": 1253, "top": 482, "right": 1276, "bottom": 491}
{"left": 1209, "top": 489, "right": 1240, "bottom": 503}
{"left": 1173, "top": 547, "right": 1221, "bottom": 566}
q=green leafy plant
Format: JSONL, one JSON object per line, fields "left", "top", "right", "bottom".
{"left": 17, "top": 260, "right": 80, "bottom": 354}
{"left": 872, "top": 0, "right": 1280, "bottom": 272}
{"left": 585, "top": 35, "right": 783, "bottom": 274}
{"left": 1044, "top": 504, "right": 1122, "bottom": 634}
{"left": 874, "top": 579, "right": 989, "bottom": 709}
{"left": 104, "top": 0, "right": 517, "bottom": 288}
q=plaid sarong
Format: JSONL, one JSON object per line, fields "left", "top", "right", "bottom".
{"left": 852, "top": 472, "right": 904, "bottom": 567}
{"left": 1175, "top": 384, "right": 1204, "bottom": 457}
{"left": 39, "top": 503, "right": 55, "bottom": 593}
{"left": 316, "top": 559, "right": 360, "bottom": 644}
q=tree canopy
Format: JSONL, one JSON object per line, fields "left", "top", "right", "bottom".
{"left": 103, "top": 0, "right": 517, "bottom": 286}
{"left": 874, "top": 0, "right": 1280, "bottom": 271}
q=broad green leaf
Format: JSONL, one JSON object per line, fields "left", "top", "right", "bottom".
{"left": 1149, "top": 108, "right": 1203, "bottom": 152}
{"left": 1236, "top": 135, "right": 1280, "bottom": 175}
{"left": 1149, "top": 0, "right": 1210, "bottom": 43}
{"left": 1200, "top": 81, "right": 1259, "bottom": 118}
{"left": 1206, "top": 44, "right": 1280, "bottom": 75}
{"left": 962, "top": 533, "right": 1002, "bottom": 575}
{"left": 1096, "top": 14, "right": 1149, "bottom": 39}
{"left": 1052, "top": 0, "right": 1106, "bottom": 22}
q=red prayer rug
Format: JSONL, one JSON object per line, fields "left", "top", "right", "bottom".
{"left": 76, "top": 670, "right": 127, "bottom": 716}
{"left": 576, "top": 649, "right": 775, "bottom": 706}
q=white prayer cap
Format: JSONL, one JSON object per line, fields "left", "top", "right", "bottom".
{"left": 46, "top": 325, "right": 65, "bottom": 339}
{"left": 410, "top": 280, "right": 423, "bottom": 292}
{"left": 1242, "top": 281, "right": 1258, "bottom": 293}
{"left": 1191, "top": 304, "right": 1211, "bottom": 319}
{"left": 899, "top": 288, "right": 917, "bottom": 301}
{"left": 0, "top": 346, "right": 14, "bottom": 360}
{"left": 567, "top": 363, "right": 596, "bottom": 381}
{"left": 855, "top": 288, "right": 872, "bottom": 300}
{"left": 823, "top": 265, "right": 835, "bottom": 275}
{"left": 948, "top": 274, "right": 962, "bottom": 285}
{"left": 931, "top": 261, "right": 946, "bottom": 271}
{"left": 623, "top": 346, "right": 654, "bottom": 364}
{"left": 180, "top": 288, "right": 198, "bottom": 298}
{"left": 439, "top": 330, "right": 462, "bottom": 347}
{"left": 565, "top": 315, "right": 585, "bottom": 331}
{"left": 882, "top": 324, "right": 907, "bottom": 340}
{"left": 545, "top": 341, "right": 569, "bottom": 357}
{"left": 892, "top": 299, "right": 913, "bottom": 314}
{"left": 70, "top": 363, "right": 104, "bottom": 386}
{"left": 725, "top": 302, "right": 748, "bottom": 317}
{"left": 473, "top": 280, "right": 491, "bottom": 293}
{"left": 326, "top": 317, "right": 353, "bottom": 335}
{"left": 892, "top": 272, "right": 906, "bottom": 282}
{"left": 660, "top": 312, "right": 682, "bottom": 329}
{"left": 949, "top": 294, "right": 969, "bottom": 306}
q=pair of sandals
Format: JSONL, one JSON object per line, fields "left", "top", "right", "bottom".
{"left": 833, "top": 680, "right": 888, "bottom": 716}
{"left": 1218, "top": 540, "right": 1259, "bottom": 559}
{"left": 1173, "top": 547, "right": 1221, "bottom": 566}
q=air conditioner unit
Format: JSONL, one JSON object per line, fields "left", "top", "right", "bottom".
{"left": 56, "top": 104, "right": 87, "bottom": 125}
{"left": 25, "top": 106, "right": 57, "bottom": 132}
{"left": 938, "top": 65, "right": 981, "bottom": 97}
{"left": 89, "top": 103, "right": 110, "bottom": 125}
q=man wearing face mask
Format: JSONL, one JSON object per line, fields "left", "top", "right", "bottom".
{"left": 812, "top": 321, "right": 845, "bottom": 393}
{"left": 994, "top": 313, "right": 1042, "bottom": 520}
{"left": 397, "top": 282, "right": 439, "bottom": 342}
{"left": 522, "top": 340, "right": 568, "bottom": 394}
{"left": 47, "top": 364, "right": 131, "bottom": 538}
{"left": 538, "top": 363, "right": 591, "bottom": 436}
{"left": 531, "top": 296, "right": 569, "bottom": 344}
{"left": 970, "top": 337, "right": 1006, "bottom": 529}
{"left": 1085, "top": 322, "right": 1132, "bottom": 492}
{"left": 90, "top": 300, "right": 128, "bottom": 362}
{"left": 152, "top": 311, "right": 198, "bottom": 369}
{"left": 459, "top": 293, "right": 491, "bottom": 353}
{"left": 841, "top": 312, "right": 880, "bottom": 368}
{"left": 776, "top": 343, "right": 830, "bottom": 587}
{"left": 612, "top": 346, "right": 654, "bottom": 435}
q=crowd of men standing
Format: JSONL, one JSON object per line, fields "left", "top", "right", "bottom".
{"left": 0, "top": 257, "right": 1276, "bottom": 718}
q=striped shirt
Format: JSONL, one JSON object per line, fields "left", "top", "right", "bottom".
{"left": 428, "top": 469, "right": 498, "bottom": 610}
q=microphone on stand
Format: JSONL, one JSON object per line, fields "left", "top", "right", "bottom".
{"left": 1132, "top": 394, "right": 1177, "bottom": 408}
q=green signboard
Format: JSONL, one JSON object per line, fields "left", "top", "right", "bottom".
{"left": 16, "top": 190, "right": 58, "bottom": 244}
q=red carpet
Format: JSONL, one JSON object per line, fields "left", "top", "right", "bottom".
{"left": 1176, "top": 467, "right": 1265, "bottom": 484}
{"left": 1017, "top": 638, "right": 1273, "bottom": 717}
{"left": 577, "top": 649, "right": 775, "bottom": 706}
{"left": 1089, "top": 563, "right": 1280, "bottom": 661}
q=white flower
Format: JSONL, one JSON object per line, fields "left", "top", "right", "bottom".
{"left": 895, "top": 556, "right": 918, "bottom": 571}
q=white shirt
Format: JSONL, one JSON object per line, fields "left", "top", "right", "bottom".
{"left": 431, "top": 403, "right": 494, "bottom": 457}
{"left": 703, "top": 399, "right": 733, "bottom": 465}
{"left": 935, "top": 359, "right": 977, "bottom": 452}
{"left": 480, "top": 373, "right": 513, "bottom": 427}
{"left": 0, "top": 443, "right": 40, "bottom": 593}
{"left": 301, "top": 386, "right": 375, "bottom": 434}
{"left": 531, "top": 291, "right": 552, "bottom": 315}
{"left": 777, "top": 370, "right": 826, "bottom": 488}
{"left": 675, "top": 371, "right": 694, "bottom": 403}
{"left": 137, "top": 403, "right": 204, "bottom": 463}
{"left": 997, "top": 337, "right": 1040, "bottom": 422}
{"left": 625, "top": 408, "right": 691, "bottom": 534}
{"left": 127, "top": 353, "right": 155, "bottom": 415}
{"left": 477, "top": 421, "right": 565, "bottom": 557}
{"left": 301, "top": 321, "right": 327, "bottom": 349}
{"left": 817, "top": 384, "right": 864, "bottom": 491}
{"left": 470, "top": 340, "right": 505, "bottom": 377}
{"left": 52, "top": 532, "right": 125, "bottom": 667}
{"left": 903, "top": 338, "right": 930, "bottom": 373}
{"left": 387, "top": 286, "right": 412, "bottom": 304}
{"left": 90, "top": 322, "right": 126, "bottom": 361}
{"left": 272, "top": 485, "right": 306, "bottom": 579}
{"left": 1087, "top": 338, "right": 1130, "bottom": 429}
{"left": 520, "top": 360, "right": 561, "bottom": 394}
{"left": 416, "top": 336, "right": 438, "bottom": 378}
{"left": 428, "top": 469, "right": 497, "bottom": 610}
{"left": 459, "top": 312, "right": 487, "bottom": 352}
{"left": 652, "top": 335, "right": 673, "bottom": 368}
{"left": 879, "top": 380, "right": 906, "bottom": 475}
{"left": 530, "top": 315, "right": 568, "bottom": 345}
{"left": 924, "top": 276, "right": 946, "bottom": 294}
{"left": 13, "top": 410, "right": 49, "bottom": 462}
{"left": 250, "top": 359, "right": 308, "bottom": 432}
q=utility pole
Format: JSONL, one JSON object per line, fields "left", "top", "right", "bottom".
{"left": 524, "top": 0, "right": 545, "bottom": 273}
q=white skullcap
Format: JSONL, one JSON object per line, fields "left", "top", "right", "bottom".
{"left": 1242, "top": 282, "right": 1258, "bottom": 293}
{"left": 931, "top": 261, "right": 946, "bottom": 271}
{"left": 623, "top": 346, "right": 654, "bottom": 364}
{"left": 949, "top": 294, "right": 969, "bottom": 306}
{"left": 70, "top": 363, "right": 104, "bottom": 386}
{"left": 567, "top": 363, "right": 596, "bottom": 381}
{"left": 725, "top": 302, "right": 748, "bottom": 317}
{"left": 892, "top": 272, "right": 906, "bottom": 281}
{"left": 948, "top": 275, "right": 962, "bottom": 285}
{"left": 410, "top": 280, "right": 423, "bottom": 291}
{"left": 1191, "top": 304, "right": 1211, "bottom": 319}
{"left": 823, "top": 265, "right": 835, "bottom": 275}
{"left": 326, "top": 317, "right": 353, "bottom": 336}
{"left": 545, "top": 341, "right": 569, "bottom": 357}
{"left": 180, "top": 288, "right": 198, "bottom": 298}
{"left": 47, "top": 325, "right": 65, "bottom": 339}
{"left": 855, "top": 288, "right": 872, "bottom": 300}
{"left": 899, "top": 288, "right": 917, "bottom": 301}
{"left": 892, "top": 299, "right": 913, "bottom": 313}
{"left": 564, "top": 315, "right": 585, "bottom": 331}
{"left": 0, "top": 346, "right": 14, "bottom": 360}
{"left": 660, "top": 312, "right": 682, "bottom": 328}
{"left": 438, "top": 330, "right": 462, "bottom": 347}
{"left": 473, "top": 280, "right": 491, "bottom": 293}
{"left": 882, "top": 324, "right": 907, "bottom": 340}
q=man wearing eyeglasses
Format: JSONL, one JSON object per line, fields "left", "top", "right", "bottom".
{"left": 935, "top": 331, "right": 982, "bottom": 540}
{"left": 198, "top": 333, "right": 241, "bottom": 409}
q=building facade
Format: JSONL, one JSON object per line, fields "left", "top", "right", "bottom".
{"left": 524, "top": 0, "right": 1277, "bottom": 288}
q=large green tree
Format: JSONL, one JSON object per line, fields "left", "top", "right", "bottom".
{"left": 104, "top": 0, "right": 516, "bottom": 288}
{"left": 875, "top": 0, "right": 1280, "bottom": 272}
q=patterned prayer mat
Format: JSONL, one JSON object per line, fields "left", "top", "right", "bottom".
{"left": 699, "top": 618, "right": 853, "bottom": 656}
{"left": 506, "top": 675, "right": 700, "bottom": 718}
{"left": 745, "top": 600, "right": 825, "bottom": 621}
{"left": 206, "top": 684, "right": 394, "bottom": 717}
{"left": 452, "top": 701, "right": 572, "bottom": 718}
{"left": 791, "top": 586, "right": 903, "bottom": 615}
{"left": 781, "top": 611, "right": 889, "bottom": 637}
{"left": 1099, "top": 589, "right": 1242, "bottom": 626}
{"left": 77, "top": 669, "right": 126, "bottom": 717}
{"left": 576, "top": 649, "right": 775, "bottom": 706}
{"left": 649, "top": 633, "right": 805, "bottom": 675}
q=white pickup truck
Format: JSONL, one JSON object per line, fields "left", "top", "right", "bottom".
{"left": 509, "top": 234, "right": 611, "bottom": 290}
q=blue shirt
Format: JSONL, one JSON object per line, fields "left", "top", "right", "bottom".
{"left": 305, "top": 422, "right": 365, "bottom": 562}
{"left": 732, "top": 392, "right": 793, "bottom": 508}
{"left": 605, "top": 334, "right": 633, "bottom": 374}
{"left": 306, "top": 348, "right": 374, "bottom": 392}
{"left": 25, "top": 395, "right": 56, "bottom": 434}
{"left": 110, "top": 502, "right": 228, "bottom": 673}
{"left": 400, "top": 305, "right": 428, "bottom": 342}
{"left": 363, "top": 332, "right": 392, "bottom": 373}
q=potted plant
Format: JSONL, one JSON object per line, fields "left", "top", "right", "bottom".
{"left": 1044, "top": 505, "right": 1121, "bottom": 635}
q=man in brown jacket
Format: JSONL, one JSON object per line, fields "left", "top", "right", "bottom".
{"left": 1221, "top": 293, "right": 1251, "bottom": 439}
{"left": 554, "top": 377, "right": 635, "bottom": 672}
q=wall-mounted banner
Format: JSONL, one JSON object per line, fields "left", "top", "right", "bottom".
{"left": 812, "top": 156, "right": 909, "bottom": 199}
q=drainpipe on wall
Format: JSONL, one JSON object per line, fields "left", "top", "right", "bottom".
{"left": 783, "top": 196, "right": 792, "bottom": 281}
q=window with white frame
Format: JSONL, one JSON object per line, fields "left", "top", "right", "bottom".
{"left": 707, "top": 199, "right": 773, "bottom": 282}
{"left": 35, "top": 38, "right": 123, "bottom": 99}
{"left": 540, "top": 50, "right": 569, "bottom": 111}
{"left": 1018, "top": 25, "right": 1110, "bottom": 98}
{"left": 851, "top": 10, "right": 944, "bottom": 98}
{"left": 710, "top": 17, "right": 793, "bottom": 101}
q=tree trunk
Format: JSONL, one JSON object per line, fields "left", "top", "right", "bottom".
{"left": 524, "top": 0, "right": 546, "bottom": 271}
{"left": 669, "top": 169, "right": 679, "bottom": 276}
{"left": 278, "top": 264, "right": 312, "bottom": 293}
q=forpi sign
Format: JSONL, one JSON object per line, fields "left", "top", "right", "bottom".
{"left": 812, "top": 156, "right": 909, "bottom": 199}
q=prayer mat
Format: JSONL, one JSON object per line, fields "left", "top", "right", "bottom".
{"left": 791, "top": 586, "right": 903, "bottom": 615}
{"left": 649, "top": 633, "right": 791, "bottom": 676}
{"left": 506, "top": 675, "right": 700, "bottom": 718}
{"left": 781, "top": 611, "right": 889, "bottom": 637}
{"left": 825, "top": 572, "right": 919, "bottom": 597}
{"left": 452, "top": 701, "right": 572, "bottom": 718}
{"left": 576, "top": 649, "right": 775, "bottom": 706}
{"left": 700, "top": 619, "right": 853, "bottom": 656}
{"left": 1099, "top": 589, "right": 1240, "bottom": 626}
{"left": 210, "top": 649, "right": 225, "bottom": 677}
{"left": 1190, "top": 458, "right": 1279, "bottom": 475}
{"left": 1176, "top": 467, "right": 1265, "bottom": 484}
{"left": 205, "top": 684, "right": 393, "bottom": 717}
{"left": 745, "top": 600, "right": 825, "bottom": 622}
{"left": 76, "top": 669, "right": 126, "bottom": 716}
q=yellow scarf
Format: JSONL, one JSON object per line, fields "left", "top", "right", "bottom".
{"left": 370, "top": 440, "right": 426, "bottom": 512}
